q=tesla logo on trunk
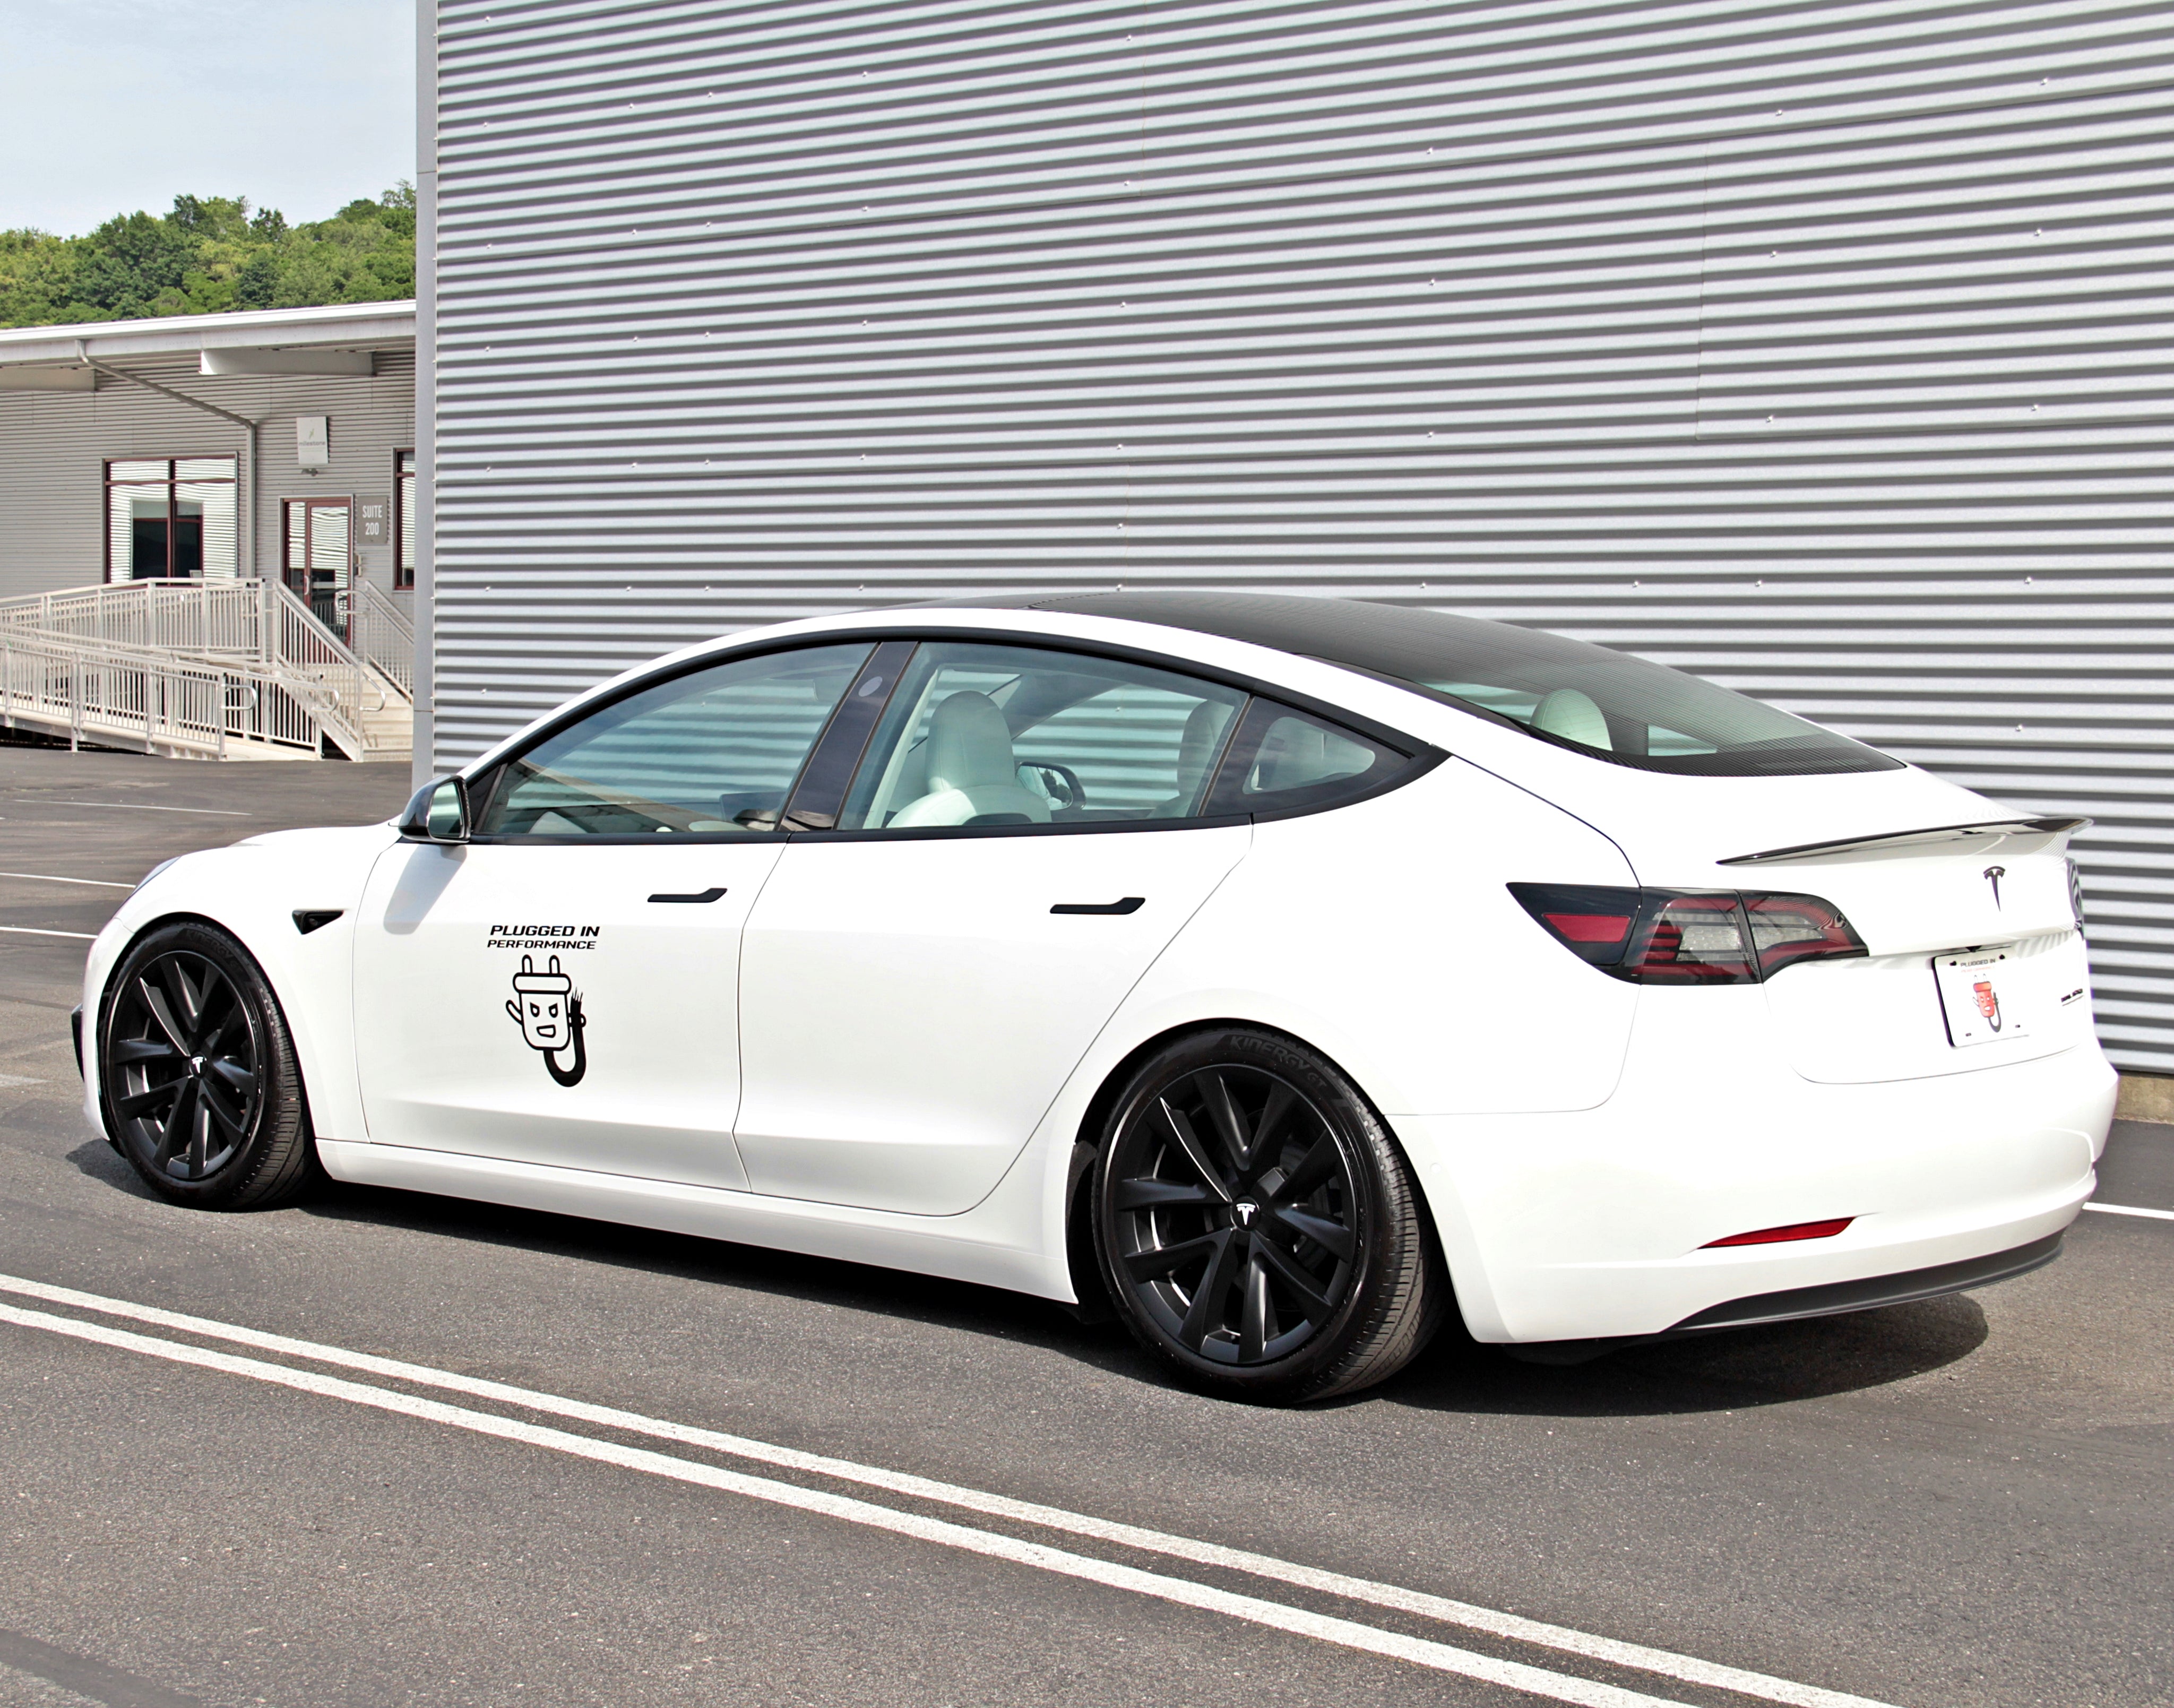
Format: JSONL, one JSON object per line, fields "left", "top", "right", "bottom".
{"left": 1983, "top": 865, "right": 2006, "bottom": 908}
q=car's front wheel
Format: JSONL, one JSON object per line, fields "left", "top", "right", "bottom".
{"left": 1091, "top": 1026, "right": 1444, "bottom": 1403}
{"left": 99, "top": 921, "right": 315, "bottom": 1210}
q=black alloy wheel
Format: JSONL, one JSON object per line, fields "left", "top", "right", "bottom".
{"left": 100, "top": 921, "right": 314, "bottom": 1210}
{"left": 1093, "top": 1027, "right": 1444, "bottom": 1403}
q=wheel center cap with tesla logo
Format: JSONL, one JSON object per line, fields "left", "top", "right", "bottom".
{"left": 187, "top": 1056, "right": 206, "bottom": 1077}
{"left": 1233, "top": 1200, "right": 1261, "bottom": 1229}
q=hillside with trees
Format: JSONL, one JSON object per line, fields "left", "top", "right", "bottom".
{"left": 0, "top": 186, "right": 415, "bottom": 327}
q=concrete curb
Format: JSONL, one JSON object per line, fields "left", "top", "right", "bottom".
{"left": 2116, "top": 1075, "right": 2174, "bottom": 1126}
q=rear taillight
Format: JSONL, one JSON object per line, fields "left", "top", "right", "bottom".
{"left": 1509, "top": 884, "right": 1865, "bottom": 984}
{"left": 1742, "top": 893, "right": 1864, "bottom": 977}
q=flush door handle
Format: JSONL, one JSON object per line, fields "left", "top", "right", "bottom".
{"left": 1050, "top": 896, "right": 1145, "bottom": 916}
{"left": 649, "top": 887, "right": 728, "bottom": 904}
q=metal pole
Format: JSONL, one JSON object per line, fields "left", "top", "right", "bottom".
{"left": 411, "top": 0, "right": 439, "bottom": 786}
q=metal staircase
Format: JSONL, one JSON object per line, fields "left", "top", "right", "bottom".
{"left": 0, "top": 579, "right": 413, "bottom": 762}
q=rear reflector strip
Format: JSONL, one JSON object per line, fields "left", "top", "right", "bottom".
{"left": 1703, "top": 1218, "right": 1854, "bottom": 1248}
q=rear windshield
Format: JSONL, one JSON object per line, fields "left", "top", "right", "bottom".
{"left": 1029, "top": 594, "right": 1901, "bottom": 778}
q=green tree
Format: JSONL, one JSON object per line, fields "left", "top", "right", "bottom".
{"left": 0, "top": 185, "right": 417, "bottom": 329}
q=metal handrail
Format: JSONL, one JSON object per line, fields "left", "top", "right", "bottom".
{"left": 0, "top": 627, "right": 331, "bottom": 758}
{"left": 347, "top": 577, "right": 415, "bottom": 698}
{"left": 0, "top": 579, "right": 412, "bottom": 755}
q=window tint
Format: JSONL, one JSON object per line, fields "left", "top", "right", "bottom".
{"left": 477, "top": 644, "right": 871, "bottom": 836}
{"left": 1025, "top": 593, "right": 1901, "bottom": 777}
{"left": 838, "top": 642, "right": 1246, "bottom": 831}
{"left": 1202, "top": 700, "right": 1411, "bottom": 817}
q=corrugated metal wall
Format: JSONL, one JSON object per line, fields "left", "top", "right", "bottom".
{"left": 0, "top": 353, "right": 417, "bottom": 602}
{"left": 429, "top": 0, "right": 2173, "bottom": 1072}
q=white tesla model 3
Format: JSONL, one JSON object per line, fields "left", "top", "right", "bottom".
{"left": 77, "top": 594, "right": 2114, "bottom": 1402}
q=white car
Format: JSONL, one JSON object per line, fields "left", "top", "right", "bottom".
{"left": 77, "top": 594, "right": 2115, "bottom": 1402}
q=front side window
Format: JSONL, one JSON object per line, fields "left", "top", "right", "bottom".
{"left": 838, "top": 642, "right": 1247, "bottom": 831}
{"left": 476, "top": 643, "right": 872, "bottom": 837}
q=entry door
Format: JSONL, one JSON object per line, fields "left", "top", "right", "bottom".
{"left": 353, "top": 839, "right": 783, "bottom": 1187}
{"left": 282, "top": 497, "right": 350, "bottom": 632}
{"left": 352, "top": 639, "right": 881, "bottom": 1185}
{"left": 734, "top": 639, "right": 1256, "bottom": 1215}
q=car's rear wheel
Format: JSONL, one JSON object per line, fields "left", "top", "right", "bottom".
{"left": 99, "top": 921, "right": 314, "bottom": 1210}
{"left": 1092, "top": 1026, "right": 1444, "bottom": 1403}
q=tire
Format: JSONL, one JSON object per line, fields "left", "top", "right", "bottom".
{"left": 1091, "top": 1026, "right": 1445, "bottom": 1404}
{"left": 98, "top": 921, "right": 315, "bottom": 1211}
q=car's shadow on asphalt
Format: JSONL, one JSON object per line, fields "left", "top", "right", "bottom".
{"left": 289, "top": 1174, "right": 1163, "bottom": 1378}
{"left": 1375, "top": 1296, "right": 1990, "bottom": 1417}
{"left": 66, "top": 1142, "right": 1990, "bottom": 1417}
{"left": 304, "top": 1170, "right": 1990, "bottom": 1417}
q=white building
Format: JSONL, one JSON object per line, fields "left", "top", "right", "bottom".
{"left": 0, "top": 303, "right": 416, "bottom": 619}
{"left": 0, "top": 304, "right": 417, "bottom": 761}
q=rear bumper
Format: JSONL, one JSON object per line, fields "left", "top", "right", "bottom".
{"left": 1505, "top": 1231, "right": 2063, "bottom": 1364}
{"left": 1392, "top": 986, "right": 2116, "bottom": 1344}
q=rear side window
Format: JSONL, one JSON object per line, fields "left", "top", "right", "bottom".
{"left": 836, "top": 641, "right": 1246, "bottom": 831}
{"left": 1202, "top": 701, "right": 1412, "bottom": 817}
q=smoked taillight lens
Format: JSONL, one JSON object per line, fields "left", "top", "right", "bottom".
{"left": 1509, "top": 884, "right": 1865, "bottom": 984}
{"left": 1624, "top": 893, "right": 1756, "bottom": 984}
{"left": 1742, "top": 893, "right": 1865, "bottom": 977}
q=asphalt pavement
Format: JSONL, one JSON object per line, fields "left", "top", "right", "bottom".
{"left": 0, "top": 742, "right": 2168, "bottom": 1708}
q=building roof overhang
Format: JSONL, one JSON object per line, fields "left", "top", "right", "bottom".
{"left": 0, "top": 301, "right": 416, "bottom": 389}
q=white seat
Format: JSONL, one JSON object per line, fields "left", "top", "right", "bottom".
{"left": 887, "top": 691, "right": 1054, "bottom": 828}
{"left": 1532, "top": 687, "right": 1611, "bottom": 751}
{"left": 1146, "top": 700, "right": 1228, "bottom": 818}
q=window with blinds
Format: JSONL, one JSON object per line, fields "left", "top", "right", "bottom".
{"left": 103, "top": 457, "right": 238, "bottom": 582}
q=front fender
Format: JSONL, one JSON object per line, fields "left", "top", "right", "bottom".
{"left": 81, "top": 825, "right": 402, "bottom": 1149}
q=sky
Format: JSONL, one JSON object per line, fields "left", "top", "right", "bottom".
{"left": 1, "top": 0, "right": 417, "bottom": 236}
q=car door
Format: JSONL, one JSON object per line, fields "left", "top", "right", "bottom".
{"left": 732, "top": 639, "right": 1262, "bottom": 1215}
{"left": 352, "top": 640, "right": 881, "bottom": 1187}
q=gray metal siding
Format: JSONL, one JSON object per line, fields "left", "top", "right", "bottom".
{"left": 0, "top": 355, "right": 418, "bottom": 603}
{"left": 430, "top": 0, "right": 2174, "bottom": 1071}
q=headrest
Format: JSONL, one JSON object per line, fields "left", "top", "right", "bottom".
{"left": 1255, "top": 715, "right": 1330, "bottom": 792}
{"left": 1174, "top": 701, "right": 1225, "bottom": 793}
{"left": 1531, "top": 688, "right": 1612, "bottom": 751}
{"left": 925, "top": 691, "right": 1019, "bottom": 791}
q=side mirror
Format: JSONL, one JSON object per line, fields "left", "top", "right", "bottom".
{"left": 398, "top": 775, "right": 472, "bottom": 844}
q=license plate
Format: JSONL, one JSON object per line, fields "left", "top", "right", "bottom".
{"left": 1933, "top": 947, "right": 2026, "bottom": 1047}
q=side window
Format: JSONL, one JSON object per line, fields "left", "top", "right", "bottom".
{"left": 475, "top": 644, "right": 872, "bottom": 836}
{"left": 1202, "top": 700, "right": 1411, "bottom": 817}
{"left": 837, "top": 642, "right": 1246, "bottom": 831}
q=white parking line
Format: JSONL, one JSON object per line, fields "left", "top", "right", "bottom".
{"left": 0, "top": 872, "right": 136, "bottom": 888}
{"left": 7, "top": 799, "right": 250, "bottom": 816}
{"left": 0, "top": 1297, "right": 1764, "bottom": 1708}
{"left": 0, "top": 1273, "right": 1896, "bottom": 1708}
{"left": 2084, "top": 1202, "right": 2174, "bottom": 1222}
{"left": 0, "top": 927, "right": 96, "bottom": 941}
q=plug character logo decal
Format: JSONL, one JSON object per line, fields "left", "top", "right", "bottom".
{"left": 507, "top": 953, "right": 588, "bottom": 1086}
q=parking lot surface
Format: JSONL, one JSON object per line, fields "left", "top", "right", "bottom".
{"left": 0, "top": 745, "right": 2168, "bottom": 1708}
